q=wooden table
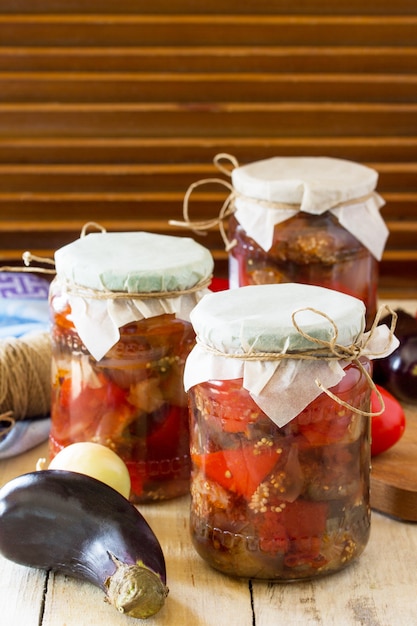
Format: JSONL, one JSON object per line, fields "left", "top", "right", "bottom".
{"left": 1, "top": 298, "right": 417, "bottom": 626}
{"left": 1, "top": 410, "right": 416, "bottom": 626}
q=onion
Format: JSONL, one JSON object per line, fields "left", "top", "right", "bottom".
{"left": 47, "top": 442, "right": 131, "bottom": 498}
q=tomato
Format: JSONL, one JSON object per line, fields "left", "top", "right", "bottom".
{"left": 51, "top": 373, "right": 136, "bottom": 443}
{"left": 370, "top": 385, "right": 406, "bottom": 457}
{"left": 192, "top": 443, "right": 281, "bottom": 499}
{"left": 254, "top": 511, "right": 289, "bottom": 553}
{"left": 193, "top": 379, "right": 265, "bottom": 435}
{"left": 210, "top": 277, "right": 229, "bottom": 292}
{"left": 295, "top": 393, "right": 353, "bottom": 446}
{"left": 282, "top": 499, "right": 328, "bottom": 539}
{"left": 252, "top": 499, "right": 328, "bottom": 563}
{"left": 296, "top": 409, "right": 352, "bottom": 446}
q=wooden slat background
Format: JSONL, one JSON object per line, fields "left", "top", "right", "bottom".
{"left": 0, "top": 1, "right": 416, "bottom": 298}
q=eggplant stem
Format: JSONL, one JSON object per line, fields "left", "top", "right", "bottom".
{"left": 105, "top": 553, "right": 168, "bottom": 619}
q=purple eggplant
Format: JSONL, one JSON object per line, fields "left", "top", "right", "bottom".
{"left": 0, "top": 470, "right": 168, "bottom": 619}
{"left": 373, "top": 308, "right": 417, "bottom": 404}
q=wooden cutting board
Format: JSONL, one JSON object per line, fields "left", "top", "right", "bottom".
{"left": 370, "top": 404, "right": 417, "bottom": 522}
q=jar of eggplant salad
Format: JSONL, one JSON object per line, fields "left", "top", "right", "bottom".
{"left": 49, "top": 225, "right": 213, "bottom": 503}
{"left": 176, "top": 155, "right": 389, "bottom": 329}
{"left": 184, "top": 283, "right": 398, "bottom": 580}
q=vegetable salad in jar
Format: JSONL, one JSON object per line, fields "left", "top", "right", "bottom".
{"left": 184, "top": 284, "right": 398, "bottom": 580}
{"left": 49, "top": 227, "right": 213, "bottom": 503}
{"left": 177, "top": 155, "right": 389, "bottom": 329}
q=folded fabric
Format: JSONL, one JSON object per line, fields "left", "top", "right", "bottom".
{"left": 0, "top": 417, "right": 51, "bottom": 459}
{"left": 0, "top": 272, "right": 51, "bottom": 457}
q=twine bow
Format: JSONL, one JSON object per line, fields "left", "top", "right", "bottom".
{"left": 170, "top": 153, "right": 240, "bottom": 250}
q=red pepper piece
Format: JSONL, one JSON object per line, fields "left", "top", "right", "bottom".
{"left": 147, "top": 405, "right": 188, "bottom": 460}
{"left": 52, "top": 373, "right": 135, "bottom": 443}
{"left": 282, "top": 500, "right": 328, "bottom": 567}
{"left": 252, "top": 500, "right": 328, "bottom": 563}
{"left": 192, "top": 443, "right": 281, "bottom": 499}
{"left": 255, "top": 511, "right": 289, "bottom": 554}
{"left": 124, "top": 461, "right": 145, "bottom": 498}
{"left": 194, "top": 379, "right": 264, "bottom": 435}
{"left": 282, "top": 499, "right": 328, "bottom": 540}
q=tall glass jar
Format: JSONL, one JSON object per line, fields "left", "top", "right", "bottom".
{"left": 226, "top": 157, "right": 388, "bottom": 329}
{"left": 184, "top": 283, "right": 398, "bottom": 580}
{"left": 49, "top": 228, "right": 213, "bottom": 503}
{"left": 178, "top": 155, "right": 389, "bottom": 330}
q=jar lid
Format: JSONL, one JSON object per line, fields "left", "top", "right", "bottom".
{"left": 53, "top": 231, "right": 213, "bottom": 361}
{"left": 231, "top": 156, "right": 378, "bottom": 214}
{"left": 185, "top": 283, "right": 399, "bottom": 427}
{"left": 229, "top": 156, "right": 388, "bottom": 257}
{"left": 190, "top": 283, "right": 365, "bottom": 354}
{"left": 55, "top": 231, "right": 214, "bottom": 292}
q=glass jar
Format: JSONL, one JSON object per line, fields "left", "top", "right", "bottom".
{"left": 181, "top": 155, "right": 388, "bottom": 330}
{"left": 184, "top": 283, "right": 397, "bottom": 580}
{"left": 49, "top": 228, "right": 213, "bottom": 503}
{"left": 228, "top": 211, "right": 378, "bottom": 327}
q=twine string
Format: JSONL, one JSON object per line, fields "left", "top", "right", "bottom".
{"left": 174, "top": 177, "right": 237, "bottom": 251}
{"left": 1, "top": 222, "right": 212, "bottom": 299}
{"left": 195, "top": 305, "right": 397, "bottom": 418}
{"left": 0, "top": 222, "right": 107, "bottom": 277}
{"left": 0, "top": 331, "right": 51, "bottom": 422}
{"left": 169, "top": 153, "right": 239, "bottom": 249}
{"left": 59, "top": 274, "right": 213, "bottom": 301}
{"left": 80, "top": 221, "right": 107, "bottom": 237}
{"left": 170, "top": 152, "right": 377, "bottom": 251}
{"left": 0, "top": 251, "right": 56, "bottom": 275}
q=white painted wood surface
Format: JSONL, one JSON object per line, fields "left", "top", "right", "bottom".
{"left": 1, "top": 431, "right": 417, "bottom": 626}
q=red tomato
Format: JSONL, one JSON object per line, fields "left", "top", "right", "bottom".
{"left": 193, "top": 379, "right": 264, "bottom": 434}
{"left": 371, "top": 385, "right": 406, "bottom": 457}
{"left": 252, "top": 500, "right": 328, "bottom": 563}
{"left": 51, "top": 373, "right": 135, "bottom": 443}
{"left": 192, "top": 443, "right": 281, "bottom": 499}
{"left": 295, "top": 394, "right": 353, "bottom": 446}
{"left": 210, "top": 277, "right": 229, "bottom": 292}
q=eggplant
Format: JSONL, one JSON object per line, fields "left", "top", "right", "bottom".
{"left": 0, "top": 470, "right": 168, "bottom": 619}
{"left": 373, "top": 308, "right": 417, "bottom": 404}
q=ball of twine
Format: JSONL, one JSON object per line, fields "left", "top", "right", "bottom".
{"left": 0, "top": 331, "right": 51, "bottom": 421}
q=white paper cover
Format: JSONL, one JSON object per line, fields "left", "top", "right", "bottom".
{"left": 232, "top": 156, "right": 388, "bottom": 259}
{"left": 53, "top": 231, "right": 214, "bottom": 361}
{"left": 184, "top": 284, "right": 399, "bottom": 427}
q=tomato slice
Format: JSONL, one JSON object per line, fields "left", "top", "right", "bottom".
{"left": 193, "top": 379, "right": 264, "bottom": 434}
{"left": 52, "top": 372, "right": 135, "bottom": 442}
{"left": 371, "top": 385, "right": 406, "bottom": 456}
{"left": 192, "top": 443, "right": 281, "bottom": 499}
{"left": 251, "top": 499, "right": 328, "bottom": 562}
{"left": 295, "top": 396, "right": 352, "bottom": 446}
{"left": 281, "top": 499, "right": 328, "bottom": 540}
